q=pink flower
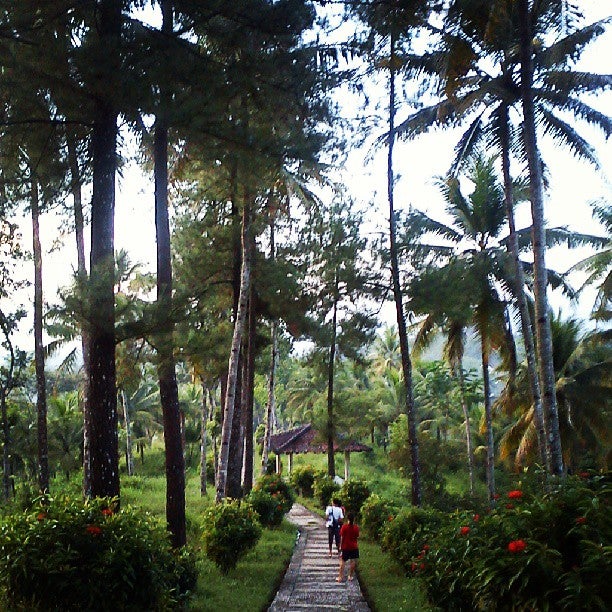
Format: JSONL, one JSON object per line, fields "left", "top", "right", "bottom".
{"left": 459, "top": 526, "right": 470, "bottom": 535}
{"left": 507, "top": 539, "right": 527, "bottom": 553}
{"left": 508, "top": 490, "right": 523, "bottom": 500}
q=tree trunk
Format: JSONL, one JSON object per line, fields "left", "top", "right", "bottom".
{"left": 481, "top": 339, "right": 496, "bottom": 503}
{"left": 66, "top": 131, "right": 92, "bottom": 495}
{"left": 518, "top": 0, "right": 564, "bottom": 476}
{"left": 200, "top": 381, "right": 208, "bottom": 496}
{"left": 120, "top": 389, "right": 134, "bottom": 476}
{"left": 0, "top": 316, "right": 15, "bottom": 501}
{"left": 31, "top": 178, "right": 49, "bottom": 494}
{"left": 242, "top": 280, "right": 256, "bottom": 494}
{"left": 499, "top": 105, "right": 548, "bottom": 470}
{"left": 457, "top": 365, "right": 475, "bottom": 495}
{"left": 209, "top": 386, "right": 219, "bottom": 486}
{"left": 388, "top": 34, "right": 421, "bottom": 506}
{"left": 216, "top": 201, "right": 253, "bottom": 502}
{"left": 86, "top": 0, "right": 121, "bottom": 501}
{"left": 226, "top": 356, "right": 244, "bottom": 498}
{"left": 326, "top": 286, "right": 338, "bottom": 479}
{"left": 261, "top": 221, "right": 278, "bottom": 477}
{"left": 154, "top": 1, "right": 186, "bottom": 547}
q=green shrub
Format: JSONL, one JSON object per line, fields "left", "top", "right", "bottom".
{"left": 202, "top": 499, "right": 262, "bottom": 574}
{"left": 247, "top": 489, "right": 285, "bottom": 527}
{"left": 360, "top": 493, "right": 400, "bottom": 541}
{"left": 253, "top": 474, "right": 295, "bottom": 514}
{"left": 289, "top": 465, "right": 316, "bottom": 497}
{"left": 339, "top": 479, "right": 371, "bottom": 517}
{"left": 313, "top": 474, "right": 340, "bottom": 509}
{"left": 0, "top": 496, "right": 197, "bottom": 611}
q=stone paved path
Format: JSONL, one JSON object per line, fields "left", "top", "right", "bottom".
{"left": 268, "top": 503, "right": 370, "bottom": 612}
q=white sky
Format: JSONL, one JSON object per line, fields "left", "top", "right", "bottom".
{"left": 5, "top": 2, "right": 612, "bottom": 356}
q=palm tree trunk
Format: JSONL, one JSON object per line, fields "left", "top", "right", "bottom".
{"left": 499, "top": 105, "right": 548, "bottom": 470}
{"left": 66, "top": 131, "right": 92, "bottom": 495}
{"left": 261, "top": 220, "right": 277, "bottom": 477}
{"left": 517, "top": 0, "right": 564, "bottom": 475}
{"left": 30, "top": 177, "right": 49, "bottom": 494}
{"left": 154, "top": 2, "right": 186, "bottom": 547}
{"left": 120, "top": 389, "right": 134, "bottom": 476}
{"left": 457, "top": 365, "right": 475, "bottom": 495}
{"left": 87, "top": 0, "right": 120, "bottom": 501}
{"left": 388, "top": 33, "right": 421, "bottom": 506}
{"left": 326, "top": 282, "right": 338, "bottom": 479}
{"left": 216, "top": 201, "right": 253, "bottom": 502}
{"left": 481, "top": 339, "right": 496, "bottom": 503}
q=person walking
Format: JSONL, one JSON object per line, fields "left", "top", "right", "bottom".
{"left": 325, "top": 498, "right": 344, "bottom": 557}
{"left": 337, "top": 512, "right": 359, "bottom": 582}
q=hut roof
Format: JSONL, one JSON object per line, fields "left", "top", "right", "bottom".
{"left": 270, "top": 424, "right": 371, "bottom": 454}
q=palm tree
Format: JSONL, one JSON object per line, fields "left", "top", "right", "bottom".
{"left": 406, "top": 156, "right": 519, "bottom": 501}
{"left": 498, "top": 313, "right": 611, "bottom": 471}
{"left": 395, "top": 0, "right": 611, "bottom": 474}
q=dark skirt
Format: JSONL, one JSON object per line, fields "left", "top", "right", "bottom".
{"left": 341, "top": 548, "right": 359, "bottom": 561}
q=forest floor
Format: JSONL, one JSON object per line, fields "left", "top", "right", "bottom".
{"left": 268, "top": 503, "right": 370, "bottom": 611}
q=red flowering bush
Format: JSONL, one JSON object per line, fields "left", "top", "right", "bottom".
{"left": 508, "top": 490, "right": 523, "bottom": 500}
{"left": 253, "top": 474, "right": 295, "bottom": 514}
{"left": 507, "top": 539, "right": 527, "bottom": 553}
{"left": 360, "top": 494, "right": 400, "bottom": 541}
{"left": 246, "top": 489, "right": 285, "bottom": 527}
{"left": 397, "top": 473, "right": 610, "bottom": 611}
{"left": 0, "top": 496, "right": 197, "bottom": 610}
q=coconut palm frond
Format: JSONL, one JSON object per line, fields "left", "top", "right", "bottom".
{"left": 540, "top": 70, "right": 612, "bottom": 96}
{"left": 449, "top": 113, "right": 486, "bottom": 177}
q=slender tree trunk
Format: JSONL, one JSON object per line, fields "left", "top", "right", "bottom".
{"left": 209, "top": 386, "right": 219, "bottom": 485}
{"left": 66, "top": 132, "right": 92, "bottom": 495}
{"left": 481, "top": 339, "right": 496, "bottom": 503}
{"left": 326, "top": 286, "right": 338, "bottom": 479}
{"left": 261, "top": 221, "right": 277, "bottom": 476}
{"left": 499, "top": 105, "right": 548, "bottom": 470}
{"left": 86, "top": 0, "right": 121, "bottom": 501}
{"left": 457, "top": 365, "right": 475, "bottom": 495}
{"left": 216, "top": 201, "right": 253, "bottom": 502}
{"left": 0, "top": 316, "right": 15, "bottom": 501}
{"left": 518, "top": 0, "right": 563, "bottom": 476}
{"left": 30, "top": 178, "right": 49, "bottom": 494}
{"left": 120, "top": 389, "right": 134, "bottom": 476}
{"left": 242, "top": 280, "right": 256, "bottom": 494}
{"left": 388, "top": 34, "right": 421, "bottom": 506}
{"left": 226, "top": 356, "right": 244, "bottom": 498}
{"left": 200, "top": 381, "right": 208, "bottom": 496}
{"left": 154, "top": 0, "right": 186, "bottom": 548}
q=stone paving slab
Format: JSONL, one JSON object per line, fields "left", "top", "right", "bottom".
{"left": 268, "top": 503, "right": 370, "bottom": 612}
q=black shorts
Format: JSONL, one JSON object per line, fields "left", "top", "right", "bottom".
{"left": 341, "top": 549, "right": 359, "bottom": 561}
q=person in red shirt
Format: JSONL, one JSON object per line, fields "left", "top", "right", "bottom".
{"left": 336, "top": 512, "right": 359, "bottom": 582}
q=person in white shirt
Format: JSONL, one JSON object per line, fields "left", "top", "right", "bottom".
{"left": 325, "top": 498, "right": 344, "bottom": 557}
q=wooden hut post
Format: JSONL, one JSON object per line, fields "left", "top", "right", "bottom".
{"left": 276, "top": 453, "right": 281, "bottom": 474}
{"left": 288, "top": 452, "right": 293, "bottom": 474}
{"left": 344, "top": 450, "right": 350, "bottom": 481}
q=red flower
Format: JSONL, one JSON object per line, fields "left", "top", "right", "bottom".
{"left": 36, "top": 512, "right": 46, "bottom": 521}
{"left": 422, "top": 544, "right": 430, "bottom": 551}
{"left": 492, "top": 493, "right": 501, "bottom": 500}
{"left": 575, "top": 516, "right": 587, "bottom": 525}
{"left": 86, "top": 525, "right": 102, "bottom": 536}
{"left": 505, "top": 503, "right": 514, "bottom": 510}
{"left": 508, "top": 490, "right": 523, "bottom": 500}
{"left": 579, "top": 472, "right": 590, "bottom": 479}
{"left": 101, "top": 508, "right": 113, "bottom": 517}
{"left": 507, "top": 539, "right": 527, "bottom": 553}
{"left": 388, "top": 515, "right": 393, "bottom": 521}
{"left": 411, "top": 562, "right": 418, "bottom": 572}
{"left": 419, "top": 563, "right": 425, "bottom": 571}
{"left": 473, "top": 514, "right": 480, "bottom": 522}
{"left": 459, "top": 526, "right": 470, "bottom": 535}
{"left": 418, "top": 551, "right": 425, "bottom": 559}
